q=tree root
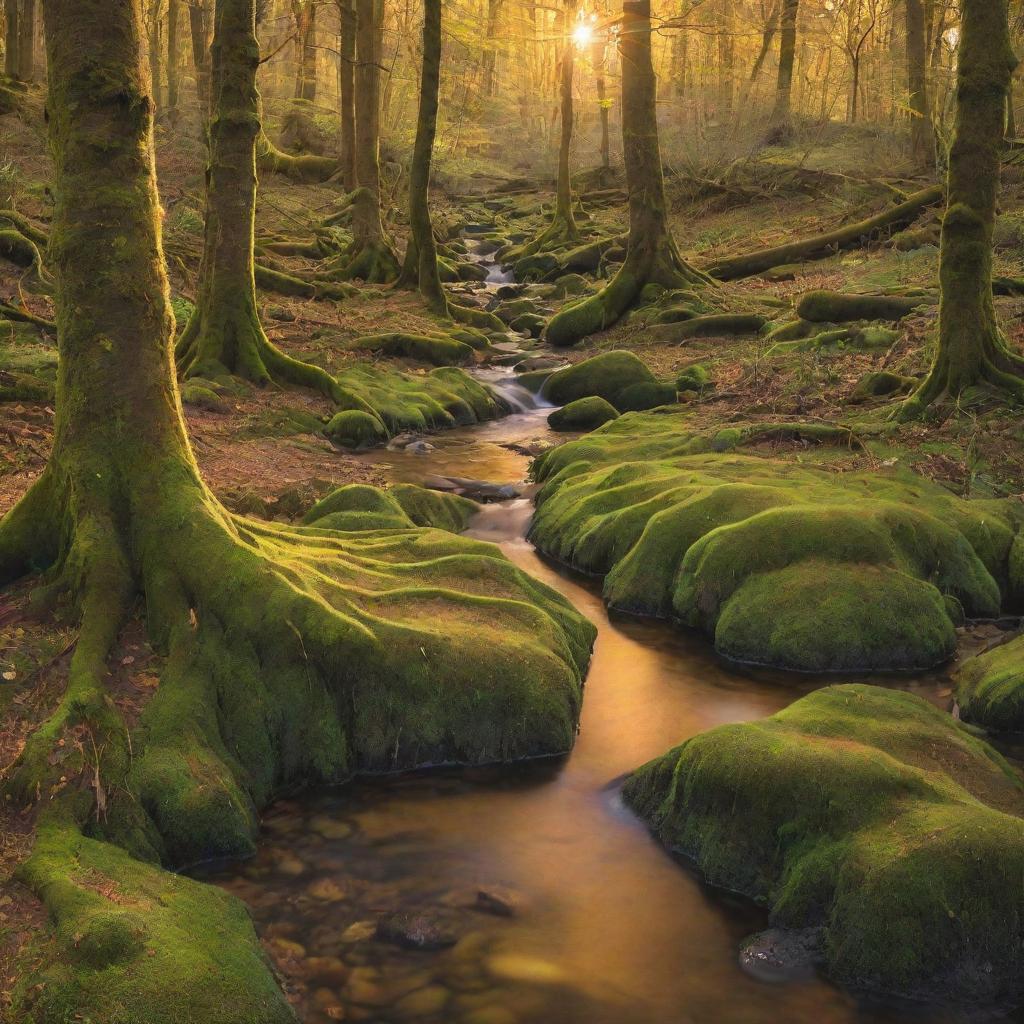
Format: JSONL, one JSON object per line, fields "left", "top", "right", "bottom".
{"left": 254, "top": 262, "right": 356, "bottom": 301}
{"left": 797, "top": 290, "right": 930, "bottom": 323}
{"left": 705, "top": 185, "right": 945, "bottom": 281}
{"left": 0, "top": 301, "right": 56, "bottom": 332}
{"left": 256, "top": 130, "right": 338, "bottom": 183}
{"left": 176, "top": 305, "right": 343, "bottom": 402}
{"left": 324, "top": 238, "right": 401, "bottom": 284}
{"left": 0, "top": 209, "right": 49, "bottom": 247}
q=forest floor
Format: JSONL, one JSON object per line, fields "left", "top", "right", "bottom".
{"left": 4, "top": 99, "right": 1024, "bottom": 1016}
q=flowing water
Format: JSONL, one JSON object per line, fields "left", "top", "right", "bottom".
{"left": 195, "top": 384, "right": 1014, "bottom": 1024}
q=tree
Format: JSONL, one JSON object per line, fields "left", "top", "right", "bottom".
{"left": 545, "top": 0, "right": 709, "bottom": 347}
{"left": 176, "top": 0, "right": 341, "bottom": 398}
{"left": 898, "top": 0, "right": 1024, "bottom": 417}
{"left": 769, "top": 0, "right": 799, "bottom": 134}
{"left": 396, "top": 0, "right": 447, "bottom": 313}
{"left": 291, "top": 0, "right": 316, "bottom": 100}
{"left": 188, "top": 0, "right": 212, "bottom": 112}
{"left": 906, "top": 0, "right": 934, "bottom": 165}
{"left": 336, "top": 0, "right": 357, "bottom": 189}
{"left": 167, "top": 0, "right": 181, "bottom": 120}
{"left": 3, "top": 0, "right": 18, "bottom": 80}
{"left": 329, "top": 0, "right": 400, "bottom": 281}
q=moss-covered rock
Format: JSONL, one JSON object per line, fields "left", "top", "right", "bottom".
{"left": 849, "top": 370, "right": 917, "bottom": 403}
{"left": 614, "top": 381, "right": 677, "bottom": 413}
{"left": 346, "top": 332, "right": 476, "bottom": 367}
{"left": 624, "top": 684, "right": 1024, "bottom": 1003}
{"left": 303, "top": 483, "right": 478, "bottom": 534}
{"left": 531, "top": 414, "right": 1018, "bottom": 671}
{"left": 540, "top": 350, "right": 655, "bottom": 408}
{"left": 676, "top": 364, "right": 712, "bottom": 392}
{"left": 957, "top": 634, "right": 1024, "bottom": 732}
{"left": 324, "top": 409, "right": 389, "bottom": 450}
{"left": 547, "top": 396, "right": 620, "bottom": 432}
{"left": 331, "top": 363, "right": 507, "bottom": 445}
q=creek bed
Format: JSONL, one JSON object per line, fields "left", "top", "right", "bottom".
{"left": 194, "top": 394, "right": 996, "bottom": 1024}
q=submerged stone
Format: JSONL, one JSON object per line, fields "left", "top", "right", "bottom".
{"left": 624, "top": 685, "right": 1024, "bottom": 1003}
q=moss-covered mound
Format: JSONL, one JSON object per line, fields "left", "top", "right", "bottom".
{"left": 532, "top": 414, "right": 1018, "bottom": 671}
{"left": 623, "top": 685, "right": 1024, "bottom": 1003}
{"left": 324, "top": 409, "right": 388, "bottom": 450}
{"left": 303, "top": 483, "right": 478, "bottom": 533}
{"left": 332, "top": 363, "right": 506, "bottom": 446}
{"left": 345, "top": 331, "right": 476, "bottom": 366}
{"left": 540, "top": 350, "right": 656, "bottom": 410}
{"left": 957, "top": 634, "right": 1024, "bottom": 732}
{"left": 548, "top": 396, "right": 620, "bottom": 432}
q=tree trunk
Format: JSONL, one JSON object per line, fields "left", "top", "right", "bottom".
{"left": 545, "top": 0, "right": 708, "bottom": 347}
{"left": 900, "top": 0, "right": 1024, "bottom": 416}
{"left": 293, "top": 0, "right": 316, "bottom": 101}
{"left": 17, "top": 0, "right": 33, "bottom": 82}
{"left": 167, "top": 0, "right": 180, "bottom": 119}
{"left": 396, "top": 0, "right": 446, "bottom": 312}
{"left": 593, "top": 35, "right": 610, "bottom": 169}
{"left": 176, "top": 0, "right": 339, "bottom": 398}
{"left": 769, "top": 0, "right": 798, "bottom": 130}
{"left": 334, "top": 0, "right": 399, "bottom": 281}
{"left": 906, "top": 0, "right": 934, "bottom": 166}
{"left": 4, "top": 0, "right": 18, "bottom": 79}
{"left": 337, "top": 0, "right": 356, "bottom": 189}
{"left": 149, "top": 1, "right": 163, "bottom": 110}
{"left": 189, "top": 0, "right": 211, "bottom": 113}
{"left": 482, "top": 0, "right": 501, "bottom": 98}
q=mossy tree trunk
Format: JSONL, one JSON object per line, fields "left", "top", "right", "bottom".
{"left": 189, "top": 0, "right": 212, "bottom": 112}
{"left": 769, "top": 0, "right": 798, "bottom": 131}
{"left": 906, "top": 0, "right": 934, "bottom": 167}
{"left": 545, "top": 0, "right": 709, "bottom": 348}
{"left": 3, "top": 0, "right": 18, "bottom": 80}
{"left": 331, "top": 0, "right": 399, "bottom": 282}
{"left": 291, "top": 0, "right": 316, "bottom": 101}
{"left": 16, "top": 0, "right": 33, "bottom": 82}
{"left": 336, "top": 0, "right": 357, "bottom": 190}
{"left": 593, "top": 32, "right": 610, "bottom": 171}
{"left": 396, "top": 0, "right": 446, "bottom": 314}
{"left": 899, "top": 0, "right": 1024, "bottom": 417}
{"left": 167, "top": 0, "right": 180, "bottom": 121}
{"left": 176, "top": 0, "right": 341, "bottom": 400}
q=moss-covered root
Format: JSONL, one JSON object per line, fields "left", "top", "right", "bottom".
{"left": 346, "top": 331, "right": 475, "bottom": 366}
{"left": 323, "top": 188, "right": 400, "bottom": 284}
{"left": 255, "top": 262, "right": 356, "bottom": 301}
{"left": 303, "top": 482, "right": 478, "bottom": 533}
{"left": 0, "top": 227, "right": 50, "bottom": 285}
{"left": 16, "top": 808, "right": 295, "bottom": 1024}
{"left": 796, "top": 290, "right": 927, "bottom": 323}
{"left": 256, "top": 129, "right": 338, "bottom": 182}
{"left": 956, "top": 632, "right": 1024, "bottom": 732}
{"left": 896, "top": 0, "right": 1024, "bottom": 418}
{"left": 650, "top": 313, "right": 766, "bottom": 341}
{"left": 623, "top": 684, "right": 1024, "bottom": 1004}
{"left": 704, "top": 185, "right": 945, "bottom": 281}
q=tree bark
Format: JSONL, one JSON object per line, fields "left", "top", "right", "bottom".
{"left": 17, "top": 0, "right": 33, "bottom": 82}
{"left": 337, "top": 0, "right": 357, "bottom": 189}
{"left": 899, "top": 0, "right": 1024, "bottom": 416}
{"left": 906, "top": 0, "right": 934, "bottom": 166}
{"left": 770, "top": 0, "right": 798, "bottom": 130}
{"left": 545, "top": 0, "right": 708, "bottom": 347}
{"left": 3, "top": 0, "right": 18, "bottom": 80}
{"left": 176, "top": 0, "right": 340, "bottom": 398}
{"left": 396, "top": 0, "right": 446, "bottom": 312}
{"left": 292, "top": 0, "right": 316, "bottom": 101}
{"left": 167, "top": 0, "right": 180, "bottom": 118}
{"left": 189, "top": 0, "right": 212, "bottom": 113}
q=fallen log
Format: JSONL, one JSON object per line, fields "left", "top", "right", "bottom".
{"left": 704, "top": 185, "right": 944, "bottom": 281}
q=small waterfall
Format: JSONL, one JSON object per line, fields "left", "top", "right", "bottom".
{"left": 484, "top": 371, "right": 554, "bottom": 414}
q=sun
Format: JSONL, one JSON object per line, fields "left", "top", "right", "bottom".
{"left": 572, "top": 17, "right": 595, "bottom": 49}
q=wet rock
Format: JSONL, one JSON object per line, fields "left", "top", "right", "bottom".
{"left": 422, "top": 476, "right": 523, "bottom": 503}
{"left": 404, "top": 440, "right": 436, "bottom": 455}
{"left": 739, "top": 927, "right": 824, "bottom": 981}
{"left": 513, "top": 355, "right": 564, "bottom": 373}
{"left": 510, "top": 313, "right": 546, "bottom": 338}
{"left": 274, "top": 853, "right": 306, "bottom": 877}
{"left": 307, "top": 878, "right": 346, "bottom": 902}
{"left": 462, "top": 1008, "right": 517, "bottom": 1024}
{"left": 485, "top": 954, "right": 565, "bottom": 984}
{"left": 376, "top": 911, "right": 458, "bottom": 951}
{"left": 394, "top": 984, "right": 451, "bottom": 1017}
{"left": 309, "top": 815, "right": 355, "bottom": 841}
{"left": 306, "top": 955, "right": 350, "bottom": 986}
{"left": 345, "top": 966, "right": 390, "bottom": 1006}
{"left": 341, "top": 920, "right": 377, "bottom": 944}
{"left": 473, "top": 888, "right": 520, "bottom": 918}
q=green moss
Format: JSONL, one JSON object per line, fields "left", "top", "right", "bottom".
{"left": 651, "top": 313, "right": 767, "bottom": 340}
{"left": 548, "top": 396, "right": 620, "bottom": 432}
{"left": 531, "top": 414, "right": 1017, "bottom": 670}
{"left": 957, "top": 634, "right": 1024, "bottom": 732}
{"left": 17, "top": 810, "right": 295, "bottom": 1023}
{"left": 541, "top": 350, "right": 655, "bottom": 407}
{"left": 796, "top": 290, "right": 928, "bottom": 323}
{"left": 346, "top": 332, "right": 476, "bottom": 367}
{"left": 850, "top": 370, "right": 917, "bottom": 403}
{"left": 623, "top": 684, "right": 1024, "bottom": 1003}
{"left": 614, "top": 381, "right": 677, "bottom": 413}
{"left": 324, "top": 409, "right": 389, "bottom": 450}
{"left": 303, "top": 483, "right": 477, "bottom": 534}
{"left": 676, "top": 364, "right": 712, "bottom": 391}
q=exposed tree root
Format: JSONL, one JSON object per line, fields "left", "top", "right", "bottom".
{"left": 256, "top": 130, "right": 338, "bottom": 183}
{"left": 322, "top": 188, "right": 400, "bottom": 283}
{"left": 254, "top": 262, "right": 356, "bottom": 301}
{"left": 176, "top": 303, "right": 343, "bottom": 402}
{"left": 0, "top": 209, "right": 49, "bottom": 246}
{"left": 0, "top": 300, "right": 56, "bottom": 332}
{"left": 705, "top": 184, "right": 944, "bottom": 281}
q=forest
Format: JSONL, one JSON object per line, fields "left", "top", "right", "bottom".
{"left": 2, "top": 0, "right": 1024, "bottom": 1021}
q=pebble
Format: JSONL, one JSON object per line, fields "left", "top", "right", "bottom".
{"left": 376, "top": 911, "right": 458, "bottom": 950}
{"left": 394, "top": 984, "right": 450, "bottom": 1017}
{"left": 341, "top": 920, "right": 377, "bottom": 943}
{"left": 305, "top": 955, "right": 350, "bottom": 986}
{"left": 307, "top": 878, "right": 346, "bottom": 902}
{"left": 485, "top": 954, "right": 565, "bottom": 985}
{"left": 309, "top": 815, "right": 355, "bottom": 841}
{"left": 462, "top": 1008, "right": 517, "bottom": 1024}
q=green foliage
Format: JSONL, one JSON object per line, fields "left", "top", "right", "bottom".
{"left": 624, "top": 684, "right": 1024, "bottom": 1002}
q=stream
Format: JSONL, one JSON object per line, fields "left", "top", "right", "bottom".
{"left": 195, "top": 382, "right": 1008, "bottom": 1024}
